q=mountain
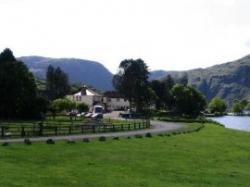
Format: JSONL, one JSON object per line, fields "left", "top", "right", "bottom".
{"left": 19, "top": 56, "right": 113, "bottom": 91}
{"left": 20, "top": 54, "right": 250, "bottom": 105}
{"left": 149, "top": 70, "right": 168, "bottom": 80}
{"left": 151, "top": 55, "right": 250, "bottom": 105}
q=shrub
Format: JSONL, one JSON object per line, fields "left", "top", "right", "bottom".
{"left": 24, "top": 138, "right": 32, "bottom": 145}
{"left": 2, "top": 142, "right": 9, "bottom": 146}
{"left": 99, "top": 136, "right": 106, "bottom": 141}
{"left": 166, "top": 133, "right": 171, "bottom": 137}
{"left": 82, "top": 138, "right": 90, "bottom": 143}
{"left": 158, "top": 134, "right": 164, "bottom": 136}
{"left": 127, "top": 136, "right": 131, "bottom": 139}
{"left": 46, "top": 139, "right": 55, "bottom": 144}
{"left": 145, "top": 132, "right": 152, "bottom": 138}
{"left": 113, "top": 137, "right": 119, "bottom": 140}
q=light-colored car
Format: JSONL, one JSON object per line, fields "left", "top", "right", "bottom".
{"left": 77, "top": 112, "right": 85, "bottom": 117}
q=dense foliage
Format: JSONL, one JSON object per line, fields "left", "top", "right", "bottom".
{"left": 46, "top": 65, "right": 70, "bottom": 100}
{"left": 113, "top": 59, "right": 152, "bottom": 112}
{"left": 113, "top": 58, "right": 207, "bottom": 117}
{"left": 0, "top": 49, "right": 46, "bottom": 119}
{"left": 208, "top": 97, "right": 227, "bottom": 115}
{"left": 170, "top": 84, "right": 207, "bottom": 117}
{"left": 150, "top": 75, "right": 175, "bottom": 110}
{"left": 231, "top": 99, "right": 249, "bottom": 114}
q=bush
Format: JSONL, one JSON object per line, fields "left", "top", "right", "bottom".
{"left": 158, "top": 134, "right": 164, "bottom": 137}
{"left": 2, "top": 142, "right": 9, "bottom": 146}
{"left": 46, "top": 139, "right": 55, "bottom": 144}
{"left": 99, "top": 136, "right": 106, "bottom": 141}
{"left": 127, "top": 136, "right": 131, "bottom": 139}
{"left": 135, "top": 134, "right": 143, "bottom": 138}
{"left": 24, "top": 138, "right": 32, "bottom": 145}
{"left": 113, "top": 137, "right": 119, "bottom": 140}
{"left": 82, "top": 138, "right": 90, "bottom": 143}
{"left": 145, "top": 132, "right": 152, "bottom": 138}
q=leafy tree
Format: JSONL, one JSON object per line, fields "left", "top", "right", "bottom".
{"left": 150, "top": 80, "right": 165, "bottom": 109}
{"left": 246, "top": 103, "right": 250, "bottom": 110}
{"left": 170, "top": 84, "right": 206, "bottom": 117}
{"left": 113, "top": 59, "right": 152, "bottom": 112}
{"left": 46, "top": 65, "right": 70, "bottom": 100}
{"left": 50, "top": 98, "right": 75, "bottom": 112}
{"left": 49, "top": 98, "right": 76, "bottom": 118}
{"left": 162, "top": 75, "right": 175, "bottom": 109}
{"left": 77, "top": 103, "right": 89, "bottom": 113}
{"left": 232, "top": 101, "right": 243, "bottom": 114}
{"left": 240, "top": 99, "right": 248, "bottom": 109}
{"left": 0, "top": 48, "right": 45, "bottom": 119}
{"left": 208, "top": 97, "right": 227, "bottom": 115}
{"left": 150, "top": 75, "right": 175, "bottom": 110}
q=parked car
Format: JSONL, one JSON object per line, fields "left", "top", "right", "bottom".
{"left": 91, "top": 113, "right": 103, "bottom": 119}
{"left": 91, "top": 105, "right": 104, "bottom": 119}
{"left": 84, "top": 112, "right": 93, "bottom": 118}
{"left": 77, "top": 112, "right": 85, "bottom": 117}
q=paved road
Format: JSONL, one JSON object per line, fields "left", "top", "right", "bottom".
{"left": 0, "top": 120, "right": 184, "bottom": 143}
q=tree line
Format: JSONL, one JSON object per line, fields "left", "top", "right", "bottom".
{"left": 1, "top": 48, "right": 245, "bottom": 120}
{"left": 113, "top": 59, "right": 207, "bottom": 117}
{"left": 0, "top": 48, "right": 72, "bottom": 119}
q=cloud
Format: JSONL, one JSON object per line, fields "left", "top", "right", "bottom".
{"left": 245, "top": 40, "right": 250, "bottom": 48}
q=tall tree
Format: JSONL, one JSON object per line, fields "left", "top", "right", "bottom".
{"left": 0, "top": 48, "right": 44, "bottom": 119}
{"left": 46, "top": 65, "right": 70, "bottom": 100}
{"left": 150, "top": 75, "right": 175, "bottom": 110}
{"left": 113, "top": 59, "right": 151, "bottom": 112}
{"left": 170, "top": 84, "right": 206, "bottom": 117}
{"left": 162, "top": 75, "right": 175, "bottom": 109}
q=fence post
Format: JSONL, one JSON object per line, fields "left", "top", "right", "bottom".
{"left": 21, "top": 126, "right": 25, "bottom": 137}
{"left": 1, "top": 126, "right": 4, "bottom": 138}
{"left": 69, "top": 126, "right": 72, "bottom": 134}
{"left": 32, "top": 124, "right": 35, "bottom": 136}
{"left": 148, "top": 120, "right": 150, "bottom": 128}
{"left": 55, "top": 126, "right": 58, "bottom": 135}
{"left": 39, "top": 124, "right": 43, "bottom": 136}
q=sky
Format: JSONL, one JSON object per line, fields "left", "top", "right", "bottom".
{"left": 0, "top": 0, "right": 250, "bottom": 73}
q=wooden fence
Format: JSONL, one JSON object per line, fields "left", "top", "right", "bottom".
{"left": 0, "top": 120, "right": 151, "bottom": 139}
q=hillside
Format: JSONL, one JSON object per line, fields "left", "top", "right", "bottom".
{"left": 20, "top": 55, "right": 250, "bottom": 104}
{"left": 19, "top": 56, "right": 113, "bottom": 91}
{"left": 151, "top": 55, "right": 250, "bottom": 105}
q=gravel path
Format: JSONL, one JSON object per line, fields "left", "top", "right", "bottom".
{"left": 0, "top": 120, "right": 184, "bottom": 143}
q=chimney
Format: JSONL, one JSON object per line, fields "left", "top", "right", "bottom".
{"left": 81, "top": 86, "right": 87, "bottom": 95}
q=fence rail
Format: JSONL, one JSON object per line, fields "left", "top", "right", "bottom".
{"left": 0, "top": 120, "right": 151, "bottom": 139}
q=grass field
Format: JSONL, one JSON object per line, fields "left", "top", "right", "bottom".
{"left": 0, "top": 123, "right": 250, "bottom": 187}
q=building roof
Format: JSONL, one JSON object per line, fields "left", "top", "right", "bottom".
{"left": 73, "top": 86, "right": 101, "bottom": 96}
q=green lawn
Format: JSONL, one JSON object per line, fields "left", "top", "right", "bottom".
{"left": 1, "top": 123, "right": 250, "bottom": 187}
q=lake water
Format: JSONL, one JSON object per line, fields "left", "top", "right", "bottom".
{"left": 211, "top": 116, "right": 250, "bottom": 132}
